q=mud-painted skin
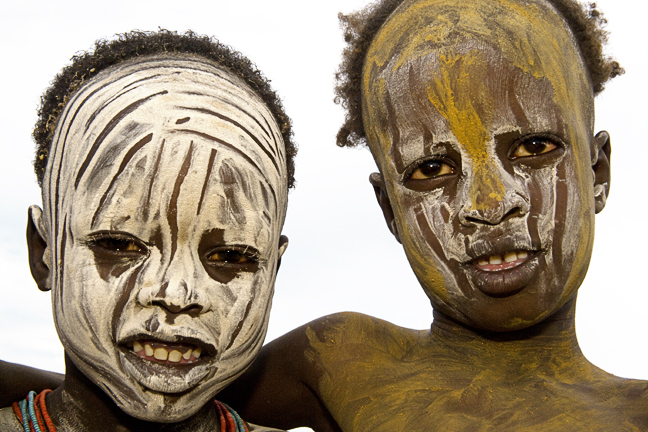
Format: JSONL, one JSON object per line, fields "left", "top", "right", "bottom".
{"left": 363, "top": 0, "right": 598, "bottom": 332}
{"left": 3, "top": 2, "right": 647, "bottom": 431}
{"left": 214, "top": 1, "right": 647, "bottom": 431}
{"left": 1, "top": 55, "right": 288, "bottom": 431}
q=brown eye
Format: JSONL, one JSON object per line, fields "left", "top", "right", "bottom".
{"left": 93, "top": 238, "right": 144, "bottom": 254}
{"left": 208, "top": 250, "right": 251, "bottom": 264}
{"left": 511, "top": 138, "right": 557, "bottom": 158}
{"left": 409, "top": 160, "right": 454, "bottom": 180}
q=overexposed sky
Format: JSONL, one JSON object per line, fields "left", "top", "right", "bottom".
{"left": 0, "top": 0, "right": 646, "bottom": 397}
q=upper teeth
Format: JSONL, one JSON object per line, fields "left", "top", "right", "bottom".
{"left": 478, "top": 250, "right": 528, "bottom": 266}
{"left": 132, "top": 341, "right": 202, "bottom": 363}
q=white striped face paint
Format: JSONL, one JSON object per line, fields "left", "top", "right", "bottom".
{"left": 363, "top": 0, "right": 599, "bottom": 331}
{"left": 34, "top": 55, "right": 288, "bottom": 421}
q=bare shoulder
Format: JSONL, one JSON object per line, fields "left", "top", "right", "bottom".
{"left": 594, "top": 372, "right": 648, "bottom": 411}
{"left": 304, "top": 311, "right": 423, "bottom": 356}
{"left": 302, "top": 313, "right": 434, "bottom": 431}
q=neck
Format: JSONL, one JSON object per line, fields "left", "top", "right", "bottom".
{"left": 46, "top": 355, "right": 217, "bottom": 432}
{"left": 428, "top": 298, "right": 591, "bottom": 377}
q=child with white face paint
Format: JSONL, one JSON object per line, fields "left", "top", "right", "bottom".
{"left": 0, "top": 31, "right": 295, "bottom": 432}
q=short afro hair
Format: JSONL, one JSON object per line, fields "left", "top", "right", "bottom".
{"left": 334, "top": 0, "right": 624, "bottom": 148}
{"left": 34, "top": 29, "right": 297, "bottom": 188}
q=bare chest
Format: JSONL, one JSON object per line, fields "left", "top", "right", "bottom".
{"left": 320, "top": 364, "right": 647, "bottom": 432}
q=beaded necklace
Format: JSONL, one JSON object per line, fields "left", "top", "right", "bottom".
{"left": 12, "top": 390, "right": 55, "bottom": 432}
{"left": 214, "top": 401, "right": 250, "bottom": 432}
{"left": 13, "top": 391, "right": 249, "bottom": 432}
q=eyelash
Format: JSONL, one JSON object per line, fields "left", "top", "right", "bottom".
{"left": 205, "top": 247, "right": 260, "bottom": 266}
{"left": 404, "top": 157, "right": 456, "bottom": 182}
{"left": 509, "top": 134, "right": 564, "bottom": 160}
{"left": 86, "top": 234, "right": 148, "bottom": 256}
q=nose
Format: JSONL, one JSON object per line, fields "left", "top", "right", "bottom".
{"left": 139, "top": 252, "right": 207, "bottom": 316}
{"left": 458, "top": 167, "right": 529, "bottom": 226}
{"left": 150, "top": 280, "right": 203, "bottom": 315}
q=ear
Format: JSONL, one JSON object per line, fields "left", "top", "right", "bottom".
{"left": 369, "top": 172, "right": 401, "bottom": 243}
{"left": 26, "top": 206, "right": 51, "bottom": 291}
{"left": 591, "top": 131, "right": 611, "bottom": 214}
{"left": 276, "top": 234, "right": 289, "bottom": 272}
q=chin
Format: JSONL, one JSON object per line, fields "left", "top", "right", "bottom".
{"left": 427, "top": 280, "right": 578, "bottom": 333}
{"left": 68, "top": 349, "right": 219, "bottom": 423}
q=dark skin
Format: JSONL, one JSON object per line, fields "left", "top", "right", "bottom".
{"left": 0, "top": 361, "right": 63, "bottom": 407}
{"left": 217, "top": 2, "right": 648, "bottom": 430}
{"left": 2, "top": 4, "right": 645, "bottom": 431}
{"left": 219, "top": 302, "right": 648, "bottom": 431}
{"left": 0, "top": 118, "right": 643, "bottom": 431}
{"left": 0, "top": 208, "right": 64, "bottom": 407}
{"left": 48, "top": 355, "right": 220, "bottom": 432}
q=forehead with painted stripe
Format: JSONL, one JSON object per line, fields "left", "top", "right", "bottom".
{"left": 363, "top": 0, "right": 594, "bottom": 169}
{"left": 39, "top": 55, "right": 288, "bottom": 421}
{"left": 362, "top": 0, "right": 603, "bottom": 331}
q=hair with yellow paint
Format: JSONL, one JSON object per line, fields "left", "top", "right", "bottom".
{"left": 334, "top": 0, "right": 623, "bottom": 149}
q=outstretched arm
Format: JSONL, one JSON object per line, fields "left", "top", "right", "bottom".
{"left": 0, "top": 360, "right": 63, "bottom": 406}
{"left": 218, "top": 321, "right": 342, "bottom": 432}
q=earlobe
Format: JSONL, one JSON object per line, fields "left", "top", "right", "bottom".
{"left": 27, "top": 205, "right": 51, "bottom": 291}
{"left": 369, "top": 172, "right": 401, "bottom": 244}
{"left": 592, "top": 131, "right": 611, "bottom": 214}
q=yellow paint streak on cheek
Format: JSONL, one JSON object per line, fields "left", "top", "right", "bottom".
{"left": 425, "top": 51, "right": 505, "bottom": 210}
{"left": 562, "top": 213, "right": 593, "bottom": 301}
{"left": 388, "top": 195, "right": 449, "bottom": 302}
{"left": 561, "top": 125, "right": 596, "bottom": 301}
{"left": 362, "top": 80, "right": 450, "bottom": 302}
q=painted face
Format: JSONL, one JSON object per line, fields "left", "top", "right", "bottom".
{"left": 363, "top": 0, "right": 599, "bottom": 331}
{"left": 37, "top": 56, "right": 288, "bottom": 420}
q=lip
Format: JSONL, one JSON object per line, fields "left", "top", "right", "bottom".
{"left": 121, "top": 333, "right": 215, "bottom": 353}
{"left": 117, "top": 334, "right": 217, "bottom": 393}
{"left": 463, "top": 250, "right": 541, "bottom": 297}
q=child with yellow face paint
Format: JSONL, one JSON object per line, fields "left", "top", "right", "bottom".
{"left": 214, "top": 0, "right": 648, "bottom": 431}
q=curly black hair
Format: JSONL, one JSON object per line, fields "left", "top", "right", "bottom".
{"left": 334, "top": 0, "right": 625, "bottom": 148}
{"left": 33, "top": 29, "right": 297, "bottom": 188}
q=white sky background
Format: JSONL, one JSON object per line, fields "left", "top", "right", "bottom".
{"left": 0, "top": 0, "right": 646, "bottom": 417}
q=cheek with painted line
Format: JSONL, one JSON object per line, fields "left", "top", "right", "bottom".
{"left": 389, "top": 186, "right": 460, "bottom": 296}
{"left": 54, "top": 243, "right": 141, "bottom": 363}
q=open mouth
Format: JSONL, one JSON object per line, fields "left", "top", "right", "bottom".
{"left": 130, "top": 340, "right": 203, "bottom": 364}
{"left": 465, "top": 250, "right": 540, "bottom": 297}
{"left": 473, "top": 250, "right": 529, "bottom": 272}
{"left": 118, "top": 336, "right": 216, "bottom": 393}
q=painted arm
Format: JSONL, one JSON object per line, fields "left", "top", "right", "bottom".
{"left": 218, "top": 321, "right": 342, "bottom": 432}
{"left": 0, "top": 360, "right": 63, "bottom": 407}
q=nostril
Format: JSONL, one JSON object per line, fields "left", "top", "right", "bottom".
{"left": 182, "top": 305, "right": 202, "bottom": 317}
{"left": 464, "top": 215, "right": 483, "bottom": 225}
{"left": 501, "top": 207, "right": 523, "bottom": 222}
{"left": 462, "top": 206, "right": 524, "bottom": 226}
{"left": 151, "top": 300, "right": 202, "bottom": 316}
